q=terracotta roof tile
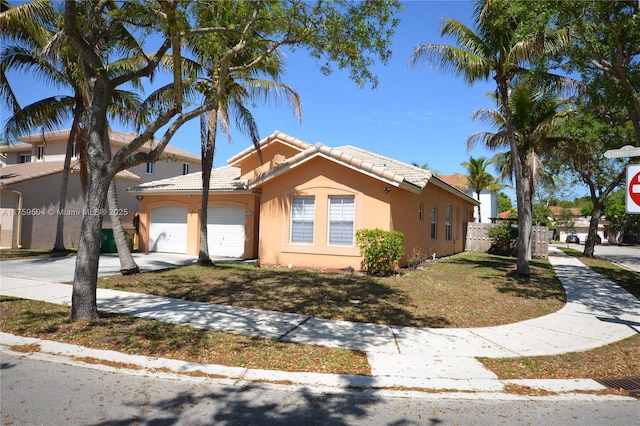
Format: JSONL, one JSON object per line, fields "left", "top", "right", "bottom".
{"left": 9, "top": 129, "right": 199, "bottom": 161}
{"left": 0, "top": 161, "right": 141, "bottom": 186}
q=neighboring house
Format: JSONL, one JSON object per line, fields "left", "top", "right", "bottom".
{"left": 497, "top": 207, "right": 607, "bottom": 243}
{"left": 128, "top": 131, "right": 479, "bottom": 270}
{"left": 548, "top": 206, "right": 607, "bottom": 243}
{"left": 439, "top": 173, "right": 498, "bottom": 224}
{"left": 0, "top": 129, "right": 201, "bottom": 249}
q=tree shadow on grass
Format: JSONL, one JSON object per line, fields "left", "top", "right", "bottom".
{"left": 100, "top": 265, "right": 432, "bottom": 327}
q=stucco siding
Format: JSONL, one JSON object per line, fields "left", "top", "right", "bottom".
{"left": 0, "top": 173, "right": 142, "bottom": 249}
{"left": 236, "top": 143, "right": 304, "bottom": 179}
{"left": 128, "top": 159, "right": 201, "bottom": 184}
{"left": 391, "top": 184, "right": 474, "bottom": 262}
{"left": 257, "top": 157, "right": 393, "bottom": 270}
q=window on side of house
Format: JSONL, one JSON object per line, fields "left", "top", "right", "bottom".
{"left": 328, "top": 195, "right": 355, "bottom": 246}
{"left": 430, "top": 207, "right": 437, "bottom": 239}
{"left": 36, "top": 145, "right": 44, "bottom": 160}
{"left": 455, "top": 206, "right": 460, "bottom": 241}
{"left": 146, "top": 162, "right": 154, "bottom": 175}
{"left": 182, "top": 163, "right": 189, "bottom": 175}
{"left": 445, "top": 205, "right": 452, "bottom": 241}
{"left": 19, "top": 154, "right": 31, "bottom": 163}
{"left": 291, "top": 196, "right": 315, "bottom": 244}
{"left": 72, "top": 142, "right": 77, "bottom": 158}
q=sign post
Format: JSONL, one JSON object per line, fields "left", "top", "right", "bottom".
{"left": 604, "top": 145, "right": 640, "bottom": 215}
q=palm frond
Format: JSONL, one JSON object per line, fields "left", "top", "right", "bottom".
{"left": 4, "top": 96, "right": 74, "bottom": 139}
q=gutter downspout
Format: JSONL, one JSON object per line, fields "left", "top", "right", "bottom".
{"left": 1, "top": 186, "right": 23, "bottom": 248}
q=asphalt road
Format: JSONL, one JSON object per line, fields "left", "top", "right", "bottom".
{"left": 563, "top": 243, "right": 640, "bottom": 272}
{"left": 2, "top": 351, "right": 638, "bottom": 426}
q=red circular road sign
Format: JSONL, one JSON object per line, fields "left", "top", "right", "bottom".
{"left": 630, "top": 170, "right": 640, "bottom": 208}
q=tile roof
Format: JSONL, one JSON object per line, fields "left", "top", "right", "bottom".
{"left": 127, "top": 166, "right": 245, "bottom": 193}
{"left": 438, "top": 174, "right": 470, "bottom": 191}
{"left": 132, "top": 131, "right": 478, "bottom": 204}
{"left": 227, "top": 131, "right": 313, "bottom": 165}
{"left": 241, "top": 137, "right": 429, "bottom": 190}
{"left": 8, "top": 129, "right": 200, "bottom": 161}
{"left": 0, "top": 161, "right": 141, "bottom": 187}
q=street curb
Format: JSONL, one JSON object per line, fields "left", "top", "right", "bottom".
{"left": 1, "top": 332, "right": 633, "bottom": 402}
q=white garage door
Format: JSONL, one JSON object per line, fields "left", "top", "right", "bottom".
{"left": 149, "top": 206, "right": 188, "bottom": 253}
{"left": 207, "top": 206, "right": 245, "bottom": 258}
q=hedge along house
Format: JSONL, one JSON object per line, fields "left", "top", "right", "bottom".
{"left": 128, "top": 131, "right": 479, "bottom": 270}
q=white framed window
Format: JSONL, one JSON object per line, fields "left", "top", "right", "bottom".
{"left": 430, "top": 207, "right": 437, "bottom": 239}
{"left": 291, "top": 196, "right": 315, "bottom": 244}
{"left": 445, "top": 205, "right": 452, "bottom": 241}
{"left": 455, "top": 207, "right": 460, "bottom": 240}
{"left": 328, "top": 195, "right": 355, "bottom": 246}
{"left": 19, "top": 154, "right": 31, "bottom": 163}
{"left": 146, "top": 162, "right": 154, "bottom": 175}
{"left": 182, "top": 163, "right": 189, "bottom": 175}
{"left": 36, "top": 145, "right": 44, "bottom": 160}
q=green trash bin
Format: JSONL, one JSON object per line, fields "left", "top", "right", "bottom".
{"left": 101, "top": 229, "right": 117, "bottom": 253}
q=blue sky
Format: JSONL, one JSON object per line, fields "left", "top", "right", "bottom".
{"left": 2, "top": 1, "right": 504, "bottom": 179}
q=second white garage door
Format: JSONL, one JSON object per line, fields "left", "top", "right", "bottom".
{"left": 149, "top": 206, "right": 188, "bottom": 253}
{"left": 207, "top": 206, "right": 245, "bottom": 258}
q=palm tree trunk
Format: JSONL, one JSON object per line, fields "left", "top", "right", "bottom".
{"left": 71, "top": 168, "right": 109, "bottom": 320}
{"left": 197, "top": 110, "right": 216, "bottom": 267}
{"left": 53, "top": 121, "right": 79, "bottom": 251}
{"left": 107, "top": 180, "right": 139, "bottom": 275}
{"left": 497, "top": 77, "right": 530, "bottom": 276}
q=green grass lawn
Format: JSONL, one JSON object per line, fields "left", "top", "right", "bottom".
{"left": 1, "top": 250, "right": 638, "bottom": 386}
{"left": 97, "top": 252, "right": 566, "bottom": 328}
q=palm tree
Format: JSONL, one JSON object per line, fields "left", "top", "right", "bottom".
{"left": 409, "top": 0, "right": 572, "bottom": 275}
{"left": 461, "top": 156, "right": 496, "bottom": 223}
{"left": 192, "top": 56, "right": 302, "bottom": 266}
{"left": 1, "top": 1, "right": 143, "bottom": 273}
{"left": 468, "top": 81, "right": 570, "bottom": 234}
{"left": 175, "top": 4, "right": 303, "bottom": 266}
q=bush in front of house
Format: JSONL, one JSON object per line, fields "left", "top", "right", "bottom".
{"left": 355, "top": 228, "right": 404, "bottom": 276}
{"left": 487, "top": 224, "right": 518, "bottom": 256}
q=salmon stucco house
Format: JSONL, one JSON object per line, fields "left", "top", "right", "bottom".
{"left": 128, "top": 131, "right": 479, "bottom": 270}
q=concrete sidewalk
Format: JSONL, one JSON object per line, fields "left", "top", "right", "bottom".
{"left": 1, "top": 248, "right": 639, "bottom": 396}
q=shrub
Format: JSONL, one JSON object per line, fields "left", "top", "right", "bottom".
{"left": 355, "top": 228, "right": 404, "bottom": 275}
{"left": 487, "top": 224, "right": 517, "bottom": 256}
{"left": 407, "top": 246, "right": 428, "bottom": 269}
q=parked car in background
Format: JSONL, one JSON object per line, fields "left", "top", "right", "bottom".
{"left": 566, "top": 235, "right": 580, "bottom": 244}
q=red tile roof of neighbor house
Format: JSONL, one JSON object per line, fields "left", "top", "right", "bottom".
{"left": 9, "top": 129, "right": 200, "bottom": 161}
{"left": 548, "top": 206, "right": 582, "bottom": 217}
{"left": 0, "top": 161, "right": 141, "bottom": 187}
{"left": 133, "top": 131, "right": 479, "bottom": 205}
{"left": 438, "top": 173, "right": 470, "bottom": 191}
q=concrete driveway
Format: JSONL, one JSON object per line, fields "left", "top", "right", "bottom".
{"left": 0, "top": 252, "right": 197, "bottom": 283}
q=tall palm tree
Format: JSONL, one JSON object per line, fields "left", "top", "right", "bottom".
{"left": 175, "top": 3, "right": 303, "bottom": 266}
{"left": 193, "top": 57, "right": 302, "bottom": 266}
{"left": 409, "top": 0, "right": 571, "bottom": 275}
{"left": 461, "top": 156, "right": 496, "bottom": 223}
{"left": 1, "top": 1, "right": 143, "bottom": 274}
{"left": 468, "top": 81, "right": 571, "bottom": 233}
